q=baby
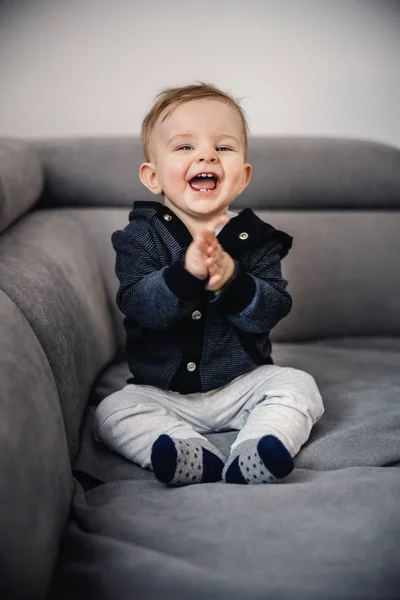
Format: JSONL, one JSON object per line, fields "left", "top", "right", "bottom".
{"left": 94, "top": 82, "right": 324, "bottom": 486}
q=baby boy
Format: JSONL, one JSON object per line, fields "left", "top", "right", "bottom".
{"left": 94, "top": 82, "right": 324, "bottom": 486}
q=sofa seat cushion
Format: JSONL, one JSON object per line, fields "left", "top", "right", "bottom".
{"left": 54, "top": 468, "right": 400, "bottom": 600}
{"left": 54, "top": 338, "right": 400, "bottom": 600}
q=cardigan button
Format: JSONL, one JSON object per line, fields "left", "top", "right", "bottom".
{"left": 191, "top": 310, "right": 202, "bottom": 320}
{"left": 163, "top": 214, "right": 172, "bottom": 221}
{"left": 239, "top": 232, "right": 249, "bottom": 240}
{"left": 187, "top": 362, "right": 197, "bottom": 372}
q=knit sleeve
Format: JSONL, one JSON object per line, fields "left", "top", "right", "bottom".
{"left": 210, "top": 239, "right": 292, "bottom": 333}
{"left": 112, "top": 226, "right": 206, "bottom": 330}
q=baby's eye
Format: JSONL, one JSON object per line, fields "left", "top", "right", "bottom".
{"left": 177, "top": 145, "right": 193, "bottom": 151}
{"left": 216, "top": 146, "right": 232, "bottom": 152}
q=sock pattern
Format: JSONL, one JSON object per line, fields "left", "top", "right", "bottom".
{"left": 223, "top": 435, "right": 294, "bottom": 484}
{"left": 151, "top": 435, "right": 226, "bottom": 486}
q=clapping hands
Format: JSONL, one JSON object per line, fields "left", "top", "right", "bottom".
{"left": 185, "top": 216, "right": 235, "bottom": 292}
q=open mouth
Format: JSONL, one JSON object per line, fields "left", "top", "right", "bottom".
{"left": 189, "top": 172, "right": 219, "bottom": 193}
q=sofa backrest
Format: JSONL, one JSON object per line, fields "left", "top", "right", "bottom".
{"left": 32, "top": 135, "right": 400, "bottom": 342}
{"left": 33, "top": 136, "right": 400, "bottom": 210}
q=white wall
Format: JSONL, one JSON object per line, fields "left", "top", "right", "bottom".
{"left": 0, "top": 0, "right": 399, "bottom": 146}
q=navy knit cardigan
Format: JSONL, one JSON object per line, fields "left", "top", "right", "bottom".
{"left": 112, "top": 201, "right": 293, "bottom": 394}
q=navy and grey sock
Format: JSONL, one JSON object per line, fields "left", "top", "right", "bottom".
{"left": 223, "top": 435, "right": 294, "bottom": 484}
{"left": 151, "top": 435, "right": 226, "bottom": 486}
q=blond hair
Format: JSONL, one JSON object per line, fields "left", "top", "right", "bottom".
{"left": 141, "top": 82, "right": 249, "bottom": 161}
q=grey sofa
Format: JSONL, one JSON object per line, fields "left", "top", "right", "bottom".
{"left": 1, "top": 135, "right": 400, "bottom": 600}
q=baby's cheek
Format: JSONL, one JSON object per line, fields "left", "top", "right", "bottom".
{"left": 163, "top": 162, "right": 186, "bottom": 185}
{"left": 225, "top": 171, "right": 241, "bottom": 190}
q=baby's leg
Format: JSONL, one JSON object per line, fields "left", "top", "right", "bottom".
{"left": 223, "top": 366, "right": 324, "bottom": 484}
{"left": 94, "top": 384, "right": 225, "bottom": 485}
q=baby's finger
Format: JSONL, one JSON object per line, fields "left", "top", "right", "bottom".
{"left": 206, "top": 253, "right": 218, "bottom": 268}
{"left": 206, "top": 274, "right": 222, "bottom": 290}
{"left": 199, "top": 228, "right": 216, "bottom": 246}
{"left": 205, "top": 256, "right": 214, "bottom": 267}
{"left": 194, "top": 238, "right": 209, "bottom": 256}
{"left": 207, "top": 260, "right": 219, "bottom": 273}
{"left": 208, "top": 236, "right": 221, "bottom": 250}
{"left": 206, "top": 241, "right": 219, "bottom": 256}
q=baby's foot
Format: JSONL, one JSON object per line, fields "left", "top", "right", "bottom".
{"left": 151, "top": 435, "right": 225, "bottom": 486}
{"left": 223, "top": 435, "right": 294, "bottom": 484}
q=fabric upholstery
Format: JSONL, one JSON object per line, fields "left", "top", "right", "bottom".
{"left": 0, "top": 290, "right": 72, "bottom": 599}
{"left": 57, "top": 337, "right": 400, "bottom": 600}
{"left": 0, "top": 139, "right": 44, "bottom": 234}
{"left": 245, "top": 136, "right": 400, "bottom": 209}
{"left": 32, "top": 136, "right": 400, "bottom": 209}
{"left": 262, "top": 211, "right": 400, "bottom": 340}
{"left": 0, "top": 209, "right": 121, "bottom": 460}
{"left": 53, "top": 467, "right": 400, "bottom": 600}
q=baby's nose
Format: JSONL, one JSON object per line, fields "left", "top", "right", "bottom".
{"left": 198, "top": 151, "right": 217, "bottom": 162}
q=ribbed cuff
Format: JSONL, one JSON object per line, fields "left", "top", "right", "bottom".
{"left": 210, "top": 262, "right": 256, "bottom": 314}
{"left": 163, "top": 260, "right": 207, "bottom": 301}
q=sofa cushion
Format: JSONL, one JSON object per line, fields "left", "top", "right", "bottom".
{"left": 53, "top": 468, "right": 400, "bottom": 600}
{"left": 245, "top": 136, "right": 400, "bottom": 209}
{"left": 0, "top": 290, "right": 72, "bottom": 599}
{"left": 0, "top": 139, "right": 43, "bottom": 233}
{"left": 55, "top": 337, "right": 400, "bottom": 600}
{"left": 267, "top": 211, "right": 400, "bottom": 341}
{"left": 35, "top": 137, "right": 151, "bottom": 207}
{"left": 33, "top": 136, "right": 400, "bottom": 209}
{"left": 0, "top": 208, "right": 123, "bottom": 460}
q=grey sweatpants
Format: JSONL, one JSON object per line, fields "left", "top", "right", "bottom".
{"left": 94, "top": 365, "right": 324, "bottom": 470}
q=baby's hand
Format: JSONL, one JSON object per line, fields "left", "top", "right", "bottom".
{"left": 184, "top": 237, "right": 209, "bottom": 280}
{"left": 205, "top": 240, "right": 235, "bottom": 292}
{"left": 184, "top": 216, "right": 225, "bottom": 279}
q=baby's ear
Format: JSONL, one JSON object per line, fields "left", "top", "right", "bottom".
{"left": 139, "top": 163, "right": 163, "bottom": 195}
{"left": 238, "top": 163, "right": 252, "bottom": 195}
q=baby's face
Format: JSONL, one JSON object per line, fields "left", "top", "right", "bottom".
{"left": 144, "top": 99, "right": 251, "bottom": 223}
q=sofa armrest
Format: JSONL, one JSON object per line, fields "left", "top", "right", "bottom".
{"left": 0, "top": 139, "right": 44, "bottom": 234}
{"left": 0, "top": 290, "right": 73, "bottom": 599}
